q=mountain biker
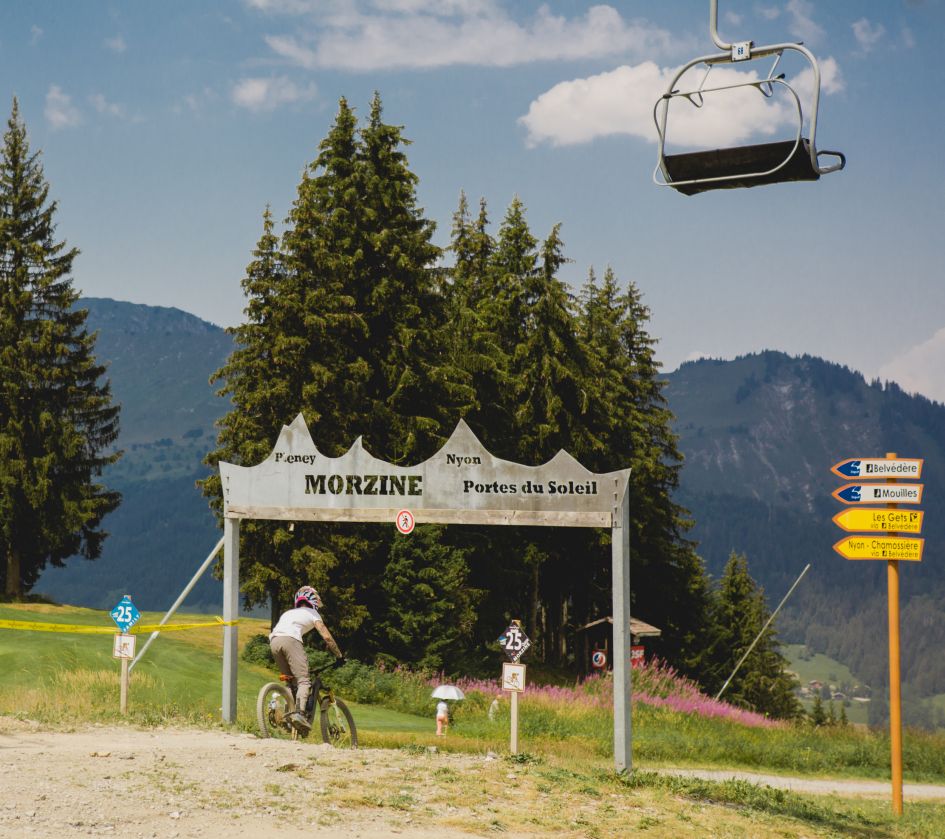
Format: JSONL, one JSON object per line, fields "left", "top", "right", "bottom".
{"left": 269, "top": 585, "right": 344, "bottom": 733}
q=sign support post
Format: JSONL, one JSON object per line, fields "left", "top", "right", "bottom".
{"left": 886, "top": 452, "right": 903, "bottom": 816}
{"left": 510, "top": 691, "right": 519, "bottom": 754}
{"left": 218, "top": 416, "right": 631, "bottom": 768}
{"left": 222, "top": 516, "right": 240, "bottom": 724}
{"left": 612, "top": 482, "right": 631, "bottom": 772}
{"left": 120, "top": 658, "right": 129, "bottom": 714}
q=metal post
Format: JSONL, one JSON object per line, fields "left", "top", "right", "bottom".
{"left": 709, "top": 0, "right": 732, "bottom": 50}
{"left": 611, "top": 484, "right": 631, "bottom": 772}
{"left": 510, "top": 691, "right": 519, "bottom": 755}
{"left": 222, "top": 518, "right": 240, "bottom": 723}
{"left": 716, "top": 563, "right": 811, "bottom": 701}
{"left": 130, "top": 536, "right": 225, "bottom": 672}
{"left": 119, "top": 658, "right": 129, "bottom": 715}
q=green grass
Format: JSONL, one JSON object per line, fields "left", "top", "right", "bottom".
{"left": 784, "top": 643, "right": 863, "bottom": 687}
{"left": 4, "top": 602, "right": 945, "bottom": 789}
{"left": 785, "top": 643, "right": 871, "bottom": 725}
{"left": 0, "top": 602, "right": 433, "bottom": 733}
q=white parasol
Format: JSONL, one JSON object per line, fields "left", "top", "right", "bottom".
{"left": 431, "top": 685, "right": 465, "bottom": 701}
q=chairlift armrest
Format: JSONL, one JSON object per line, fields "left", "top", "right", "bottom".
{"left": 816, "top": 149, "right": 845, "bottom": 174}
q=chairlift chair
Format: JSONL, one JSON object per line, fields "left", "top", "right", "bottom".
{"left": 654, "top": 0, "right": 845, "bottom": 195}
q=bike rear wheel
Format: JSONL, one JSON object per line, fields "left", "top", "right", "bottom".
{"left": 320, "top": 698, "right": 357, "bottom": 748}
{"left": 256, "top": 682, "right": 297, "bottom": 740}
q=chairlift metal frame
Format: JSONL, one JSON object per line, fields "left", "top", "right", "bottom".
{"left": 654, "top": 0, "right": 845, "bottom": 194}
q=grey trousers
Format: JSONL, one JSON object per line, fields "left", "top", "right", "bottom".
{"left": 271, "top": 635, "right": 311, "bottom": 712}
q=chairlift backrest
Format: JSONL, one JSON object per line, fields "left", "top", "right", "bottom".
{"left": 653, "top": 0, "right": 844, "bottom": 195}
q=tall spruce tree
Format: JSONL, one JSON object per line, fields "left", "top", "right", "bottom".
{"left": 204, "top": 96, "right": 474, "bottom": 654}
{"left": 578, "top": 266, "right": 714, "bottom": 677}
{"left": 711, "top": 552, "right": 801, "bottom": 718}
{"left": 0, "top": 98, "right": 120, "bottom": 597}
{"left": 201, "top": 207, "right": 299, "bottom": 626}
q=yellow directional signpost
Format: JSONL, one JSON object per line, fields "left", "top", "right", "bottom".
{"left": 830, "top": 453, "right": 924, "bottom": 817}
{"left": 833, "top": 536, "right": 924, "bottom": 561}
{"left": 832, "top": 508, "right": 923, "bottom": 534}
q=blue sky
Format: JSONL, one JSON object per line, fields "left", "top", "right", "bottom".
{"left": 2, "top": 1, "right": 944, "bottom": 399}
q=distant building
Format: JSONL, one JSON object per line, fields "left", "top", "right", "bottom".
{"left": 574, "top": 616, "right": 662, "bottom": 673}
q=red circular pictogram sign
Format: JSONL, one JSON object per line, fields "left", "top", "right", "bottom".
{"left": 395, "top": 509, "right": 415, "bottom": 535}
{"left": 591, "top": 650, "right": 607, "bottom": 669}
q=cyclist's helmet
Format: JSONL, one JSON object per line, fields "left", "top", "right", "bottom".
{"left": 294, "top": 585, "right": 322, "bottom": 610}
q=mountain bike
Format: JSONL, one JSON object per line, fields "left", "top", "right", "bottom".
{"left": 256, "top": 660, "right": 358, "bottom": 747}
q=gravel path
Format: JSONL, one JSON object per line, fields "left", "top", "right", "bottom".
{"left": 4, "top": 717, "right": 945, "bottom": 839}
{"left": 658, "top": 767, "right": 945, "bottom": 800}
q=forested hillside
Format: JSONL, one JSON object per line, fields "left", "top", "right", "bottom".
{"left": 35, "top": 299, "right": 233, "bottom": 612}
{"left": 33, "top": 303, "right": 945, "bottom": 724}
{"left": 666, "top": 351, "right": 945, "bottom": 727}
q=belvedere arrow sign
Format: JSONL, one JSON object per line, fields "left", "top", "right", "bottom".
{"left": 831, "top": 458, "right": 923, "bottom": 480}
{"left": 833, "top": 508, "right": 923, "bottom": 534}
{"left": 831, "top": 483, "right": 923, "bottom": 505}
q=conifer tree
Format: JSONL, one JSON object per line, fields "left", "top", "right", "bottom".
{"left": 578, "top": 266, "right": 713, "bottom": 676}
{"left": 201, "top": 207, "right": 298, "bottom": 625}
{"left": 376, "top": 526, "right": 481, "bottom": 671}
{"left": 711, "top": 552, "right": 801, "bottom": 718}
{"left": 205, "top": 96, "right": 472, "bottom": 648}
{"left": 0, "top": 98, "right": 120, "bottom": 597}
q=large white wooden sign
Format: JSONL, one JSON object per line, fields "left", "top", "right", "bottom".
{"left": 218, "top": 414, "right": 633, "bottom": 772}
{"left": 220, "top": 415, "right": 629, "bottom": 528}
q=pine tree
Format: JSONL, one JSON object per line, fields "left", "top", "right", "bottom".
{"left": 204, "top": 96, "right": 471, "bottom": 648}
{"left": 201, "top": 207, "right": 299, "bottom": 626}
{"left": 0, "top": 98, "right": 121, "bottom": 597}
{"left": 578, "top": 266, "right": 713, "bottom": 677}
{"left": 810, "top": 693, "right": 827, "bottom": 726}
{"left": 711, "top": 552, "right": 801, "bottom": 718}
{"left": 376, "top": 526, "right": 482, "bottom": 671}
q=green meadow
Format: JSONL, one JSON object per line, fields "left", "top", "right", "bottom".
{"left": 4, "top": 602, "right": 945, "bottom": 837}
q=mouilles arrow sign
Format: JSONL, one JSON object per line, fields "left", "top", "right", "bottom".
{"left": 831, "top": 483, "right": 923, "bottom": 505}
{"left": 833, "top": 536, "right": 924, "bottom": 562}
{"left": 832, "top": 508, "right": 924, "bottom": 534}
{"left": 831, "top": 458, "right": 923, "bottom": 480}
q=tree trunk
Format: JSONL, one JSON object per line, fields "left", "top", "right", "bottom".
{"left": 5, "top": 549, "right": 22, "bottom": 599}
{"left": 529, "top": 562, "right": 540, "bottom": 655}
{"left": 268, "top": 581, "right": 280, "bottom": 630}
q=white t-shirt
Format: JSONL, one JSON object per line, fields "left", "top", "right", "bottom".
{"left": 436, "top": 701, "right": 449, "bottom": 717}
{"left": 270, "top": 605, "right": 321, "bottom": 643}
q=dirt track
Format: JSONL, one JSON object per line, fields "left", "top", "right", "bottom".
{"left": 0, "top": 719, "right": 481, "bottom": 839}
{"left": 3, "top": 718, "right": 945, "bottom": 839}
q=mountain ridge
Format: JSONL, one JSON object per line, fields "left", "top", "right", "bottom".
{"left": 33, "top": 300, "right": 945, "bottom": 726}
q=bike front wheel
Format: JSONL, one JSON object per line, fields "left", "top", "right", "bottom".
{"left": 256, "top": 682, "right": 297, "bottom": 740}
{"left": 320, "top": 698, "right": 357, "bottom": 748}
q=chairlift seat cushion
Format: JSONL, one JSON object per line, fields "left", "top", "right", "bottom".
{"left": 664, "top": 139, "right": 819, "bottom": 195}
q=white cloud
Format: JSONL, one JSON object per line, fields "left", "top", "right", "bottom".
{"left": 231, "top": 75, "right": 317, "bottom": 111}
{"left": 756, "top": 5, "right": 781, "bottom": 21}
{"left": 878, "top": 329, "right": 945, "bottom": 404}
{"left": 851, "top": 18, "right": 885, "bottom": 53}
{"left": 901, "top": 26, "right": 916, "bottom": 49}
{"left": 725, "top": 11, "right": 743, "bottom": 27}
{"left": 104, "top": 34, "right": 127, "bottom": 54}
{"left": 29, "top": 25, "right": 43, "bottom": 45}
{"left": 519, "top": 57, "right": 843, "bottom": 149}
{"left": 44, "top": 85, "right": 81, "bottom": 130}
{"left": 89, "top": 93, "right": 124, "bottom": 118}
{"left": 786, "top": 0, "right": 824, "bottom": 45}
{"left": 255, "top": 2, "right": 673, "bottom": 71}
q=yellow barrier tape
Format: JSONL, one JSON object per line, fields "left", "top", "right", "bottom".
{"left": 0, "top": 617, "right": 240, "bottom": 635}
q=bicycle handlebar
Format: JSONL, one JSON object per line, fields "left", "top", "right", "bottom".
{"left": 312, "top": 657, "right": 346, "bottom": 676}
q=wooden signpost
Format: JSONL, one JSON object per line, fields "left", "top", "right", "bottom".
{"left": 830, "top": 454, "right": 924, "bottom": 816}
